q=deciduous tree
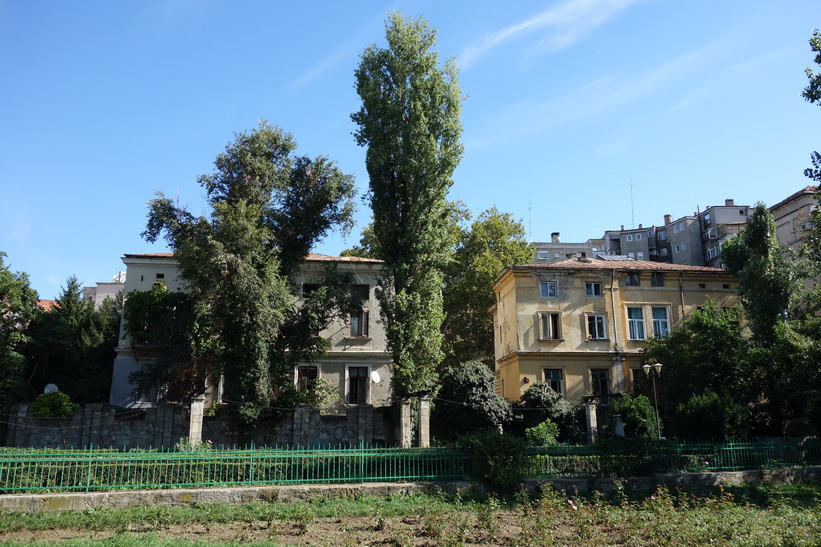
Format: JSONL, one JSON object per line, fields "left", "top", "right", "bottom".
{"left": 143, "top": 121, "right": 356, "bottom": 434}
{"left": 0, "top": 252, "right": 38, "bottom": 411}
{"left": 442, "top": 207, "right": 532, "bottom": 368}
{"left": 352, "top": 13, "right": 463, "bottom": 396}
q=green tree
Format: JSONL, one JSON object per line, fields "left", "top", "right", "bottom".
{"left": 25, "top": 276, "right": 120, "bottom": 404}
{"left": 613, "top": 393, "right": 660, "bottom": 440}
{"left": 642, "top": 301, "right": 752, "bottom": 437}
{"left": 0, "top": 252, "right": 38, "bottom": 412}
{"left": 442, "top": 207, "right": 532, "bottom": 368}
{"left": 431, "top": 360, "right": 511, "bottom": 441}
{"left": 352, "top": 13, "right": 463, "bottom": 396}
{"left": 143, "top": 121, "right": 356, "bottom": 434}
{"left": 516, "top": 382, "right": 585, "bottom": 442}
{"left": 722, "top": 204, "right": 801, "bottom": 343}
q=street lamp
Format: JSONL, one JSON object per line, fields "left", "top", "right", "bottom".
{"left": 642, "top": 362, "right": 663, "bottom": 439}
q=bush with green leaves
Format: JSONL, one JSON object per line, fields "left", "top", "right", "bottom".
{"left": 613, "top": 393, "right": 660, "bottom": 440}
{"left": 460, "top": 429, "right": 525, "bottom": 494}
{"left": 674, "top": 389, "right": 747, "bottom": 440}
{"left": 524, "top": 418, "right": 559, "bottom": 446}
{"left": 514, "top": 382, "right": 585, "bottom": 442}
{"left": 432, "top": 361, "right": 511, "bottom": 441}
{"left": 30, "top": 391, "right": 76, "bottom": 419}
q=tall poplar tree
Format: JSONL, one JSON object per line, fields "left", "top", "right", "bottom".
{"left": 352, "top": 13, "right": 463, "bottom": 396}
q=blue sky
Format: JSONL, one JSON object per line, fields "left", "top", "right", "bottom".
{"left": 1, "top": 0, "right": 818, "bottom": 299}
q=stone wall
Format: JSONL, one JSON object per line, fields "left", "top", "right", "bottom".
{"left": 5, "top": 403, "right": 395, "bottom": 449}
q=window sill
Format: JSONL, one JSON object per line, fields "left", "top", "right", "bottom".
{"left": 537, "top": 338, "right": 564, "bottom": 342}
{"left": 345, "top": 336, "right": 372, "bottom": 341}
{"left": 587, "top": 338, "right": 610, "bottom": 342}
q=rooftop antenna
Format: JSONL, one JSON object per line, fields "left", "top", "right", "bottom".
{"left": 528, "top": 194, "right": 533, "bottom": 242}
{"left": 630, "top": 178, "right": 635, "bottom": 229}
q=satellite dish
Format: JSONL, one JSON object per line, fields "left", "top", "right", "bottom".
{"left": 44, "top": 384, "right": 59, "bottom": 394}
{"left": 370, "top": 370, "right": 381, "bottom": 383}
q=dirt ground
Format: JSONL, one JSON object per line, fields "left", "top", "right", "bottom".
{"left": 0, "top": 511, "right": 539, "bottom": 546}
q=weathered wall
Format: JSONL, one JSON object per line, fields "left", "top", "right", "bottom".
{"left": 5, "top": 403, "right": 395, "bottom": 449}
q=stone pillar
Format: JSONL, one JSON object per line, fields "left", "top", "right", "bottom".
{"left": 11, "top": 404, "right": 28, "bottom": 447}
{"left": 293, "top": 405, "right": 309, "bottom": 447}
{"left": 357, "top": 405, "right": 373, "bottom": 445}
{"left": 398, "top": 399, "right": 413, "bottom": 448}
{"left": 585, "top": 399, "right": 598, "bottom": 444}
{"left": 188, "top": 395, "right": 206, "bottom": 445}
{"left": 417, "top": 396, "right": 430, "bottom": 448}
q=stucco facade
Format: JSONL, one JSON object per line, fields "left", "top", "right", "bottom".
{"left": 110, "top": 252, "right": 393, "bottom": 409}
{"left": 492, "top": 257, "right": 738, "bottom": 402}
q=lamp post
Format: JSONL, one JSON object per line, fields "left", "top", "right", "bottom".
{"left": 642, "top": 362, "right": 663, "bottom": 439}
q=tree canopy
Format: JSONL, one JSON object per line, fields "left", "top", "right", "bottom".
{"left": 352, "top": 12, "right": 463, "bottom": 397}
{"left": 142, "top": 121, "right": 356, "bottom": 434}
{"left": 0, "top": 252, "right": 38, "bottom": 411}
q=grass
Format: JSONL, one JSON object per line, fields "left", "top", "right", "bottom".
{"left": 0, "top": 483, "right": 818, "bottom": 545}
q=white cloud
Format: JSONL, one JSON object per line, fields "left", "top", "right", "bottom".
{"left": 460, "top": 0, "right": 648, "bottom": 69}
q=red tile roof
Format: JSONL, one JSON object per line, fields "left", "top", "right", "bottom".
{"left": 510, "top": 257, "right": 729, "bottom": 273}
{"left": 123, "top": 251, "right": 382, "bottom": 263}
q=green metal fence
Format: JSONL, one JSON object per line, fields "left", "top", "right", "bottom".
{"left": 523, "top": 438, "right": 821, "bottom": 478}
{"left": 0, "top": 445, "right": 466, "bottom": 493}
{"left": 0, "top": 439, "right": 818, "bottom": 494}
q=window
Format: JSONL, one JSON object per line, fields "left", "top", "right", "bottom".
{"left": 673, "top": 225, "right": 678, "bottom": 234}
{"left": 587, "top": 315, "right": 607, "bottom": 340}
{"left": 591, "top": 369, "right": 610, "bottom": 396}
{"left": 543, "top": 369, "right": 564, "bottom": 396}
{"left": 297, "top": 365, "right": 318, "bottom": 392}
{"left": 302, "top": 283, "right": 319, "bottom": 297}
{"left": 679, "top": 222, "right": 685, "bottom": 231}
{"left": 540, "top": 281, "right": 558, "bottom": 298}
{"left": 650, "top": 272, "right": 664, "bottom": 287}
{"left": 347, "top": 366, "right": 369, "bottom": 404}
{"left": 554, "top": 253, "right": 561, "bottom": 258}
{"left": 155, "top": 273, "right": 165, "bottom": 279}
{"left": 350, "top": 311, "right": 369, "bottom": 337}
{"left": 631, "top": 369, "right": 644, "bottom": 394}
{"left": 636, "top": 233, "right": 642, "bottom": 241}
{"left": 353, "top": 284, "right": 370, "bottom": 299}
{"left": 699, "top": 283, "right": 706, "bottom": 289}
{"left": 652, "top": 307, "right": 669, "bottom": 338}
{"left": 681, "top": 242, "right": 687, "bottom": 250}
{"left": 627, "top": 307, "right": 645, "bottom": 339}
{"left": 626, "top": 234, "right": 633, "bottom": 241}
{"left": 538, "top": 312, "right": 562, "bottom": 340}
{"left": 537, "top": 251, "right": 549, "bottom": 259}
{"left": 585, "top": 282, "right": 602, "bottom": 297}
{"left": 637, "top": 252, "right": 644, "bottom": 260}
{"left": 658, "top": 231, "right": 667, "bottom": 240}
{"left": 625, "top": 273, "right": 640, "bottom": 286}
{"left": 627, "top": 252, "right": 634, "bottom": 258}
{"left": 648, "top": 231, "right": 653, "bottom": 238}
{"left": 658, "top": 248, "right": 668, "bottom": 257}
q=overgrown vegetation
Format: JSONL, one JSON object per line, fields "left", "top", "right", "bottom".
{"left": 0, "top": 484, "right": 819, "bottom": 546}
{"left": 29, "top": 391, "right": 76, "bottom": 419}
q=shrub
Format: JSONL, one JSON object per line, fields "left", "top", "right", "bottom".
{"left": 432, "top": 361, "right": 511, "bottom": 441}
{"left": 613, "top": 393, "right": 660, "bottom": 440}
{"left": 460, "top": 429, "right": 525, "bottom": 494}
{"left": 524, "top": 418, "right": 559, "bottom": 446}
{"left": 674, "top": 389, "right": 746, "bottom": 440}
{"left": 30, "top": 392, "right": 76, "bottom": 419}
{"left": 514, "top": 382, "right": 585, "bottom": 442}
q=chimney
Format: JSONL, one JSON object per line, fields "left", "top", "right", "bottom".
{"left": 620, "top": 225, "right": 624, "bottom": 231}
{"left": 638, "top": 223, "right": 643, "bottom": 229}
{"left": 551, "top": 232, "right": 561, "bottom": 243}
{"left": 725, "top": 199, "right": 734, "bottom": 207}
{"left": 664, "top": 214, "right": 672, "bottom": 225}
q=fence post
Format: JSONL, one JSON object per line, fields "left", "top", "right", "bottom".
{"left": 418, "top": 396, "right": 431, "bottom": 448}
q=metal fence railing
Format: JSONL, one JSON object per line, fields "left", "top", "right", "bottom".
{"left": 0, "top": 438, "right": 818, "bottom": 494}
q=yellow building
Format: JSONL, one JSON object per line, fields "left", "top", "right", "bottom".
{"left": 491, "top": 257, "right": 738, "bottom": 402}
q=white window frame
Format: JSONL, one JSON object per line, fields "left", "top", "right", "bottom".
{"left": 652, "top": 306, "right": 670, "bottom": 338}
{"left": 627, "top": 306, "right": 646, "bottom": 340}
{"left": 586, "top": 314, "right": 607, "bottom": 340}
{"left": 637, "top": 252, "right": 644, "bottom": 260}
{"left": 673, "top": 225, "right": 678, "bottom": 233}
{"left": 585, "top": 282, "right": 603, "bottom": 297}
{"left": 538, "top": 311, "right": 562, "bottom": 340}
{"left": 636, "top": 233, "right": 642, "bottom": 241}
{"left": 658, "top": 232, "right": 667, "bottom": 240}
{"left": 540, "top": 281, "right": 558, "bottom": 299}
{"left": 626, "top": 234, "right": 633, "bottom": 241}
{"left": 537, "top": 251, "right": 549, "bottom": 259}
